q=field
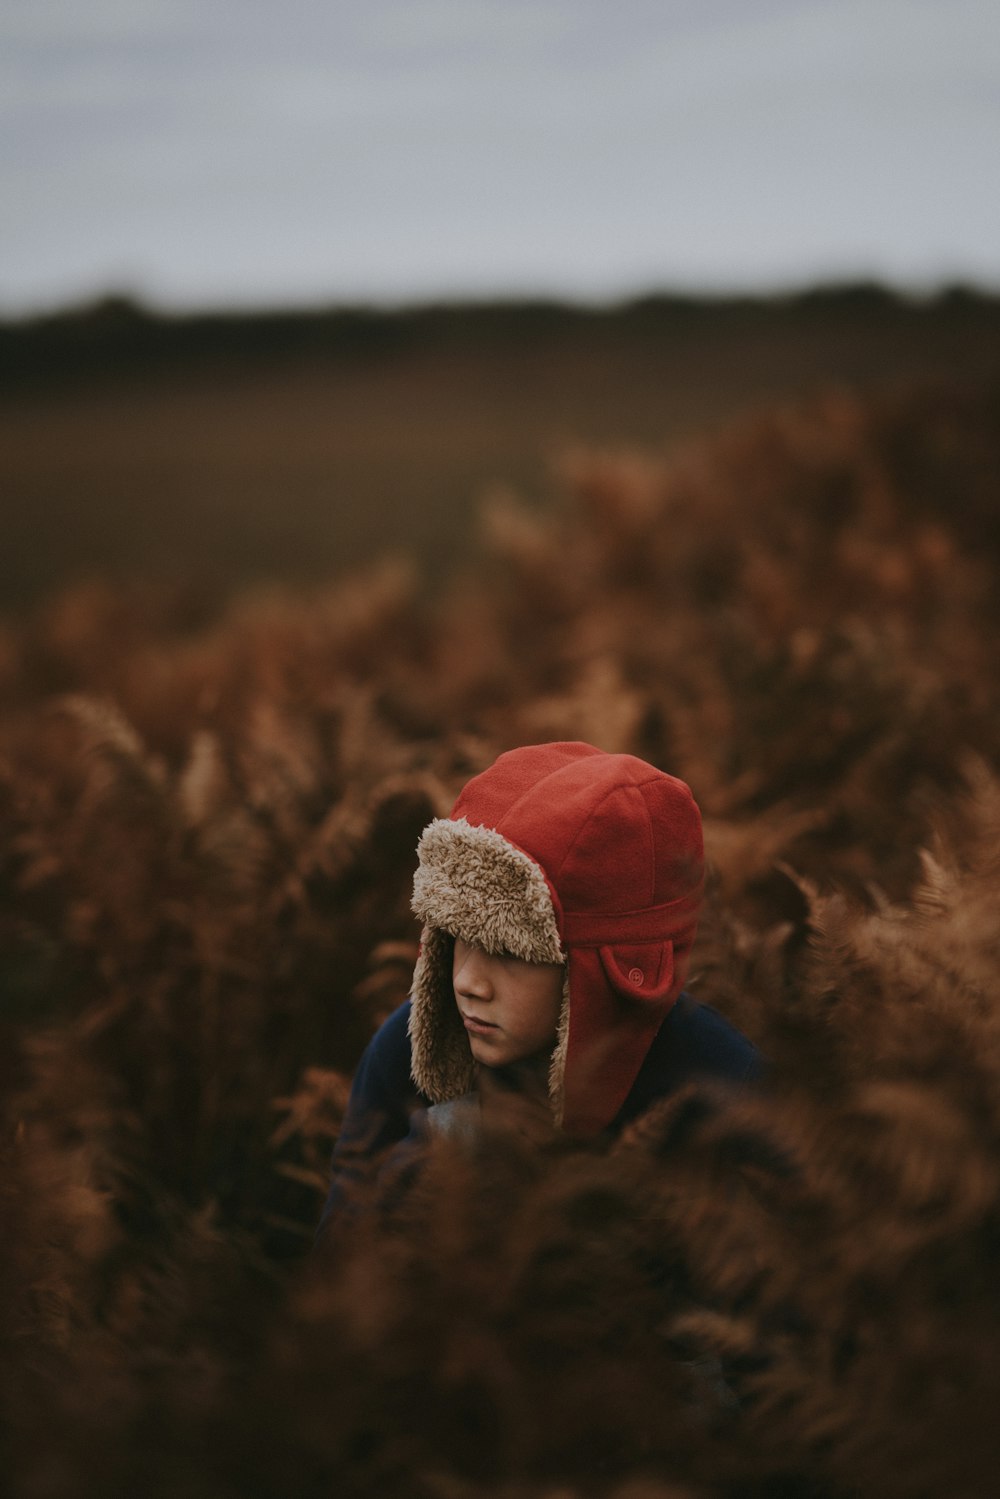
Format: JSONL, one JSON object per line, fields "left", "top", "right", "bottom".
{"left": 3, "top": 295, "right": 1000, "bottom": 1497}
{"left": 3, "top": 287, "right": 1000, "bottom": 610}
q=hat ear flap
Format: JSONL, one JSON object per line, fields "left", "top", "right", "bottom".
{"left": 409, "top": 927, "right": 477, "bottom": 1102}
{"left": 598, "top": 941, "right": 675, "bottom": 1003}
{"left": 558, "top": 941, "right": 680, "bottom": 1135}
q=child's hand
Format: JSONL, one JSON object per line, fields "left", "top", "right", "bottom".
{"left": 477, "top": 1066, "right": 555, "bottom": 1148}
{"left": 424, "top": 1072, "right": 555, "bottom": 1151}
{"left": 423, "top": 1093, "right": 481, "bottom": 1146}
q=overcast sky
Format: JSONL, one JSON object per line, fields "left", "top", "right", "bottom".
{"left": 3, "top": 0, "right": 999, "bottom": 313}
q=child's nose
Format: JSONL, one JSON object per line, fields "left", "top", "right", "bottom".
{"left": 454, "top": 950, "right": 492, "bottom": 998}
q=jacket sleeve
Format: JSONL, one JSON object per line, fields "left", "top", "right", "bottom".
{"left": 615, "top": 993, "right": 765, "bottom": 1129}
{"left": 313, "top": 999, "right": 422, "bottom": 1245}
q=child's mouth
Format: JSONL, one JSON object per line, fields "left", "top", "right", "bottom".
{"left": 462, "top": 1013, "right": 500, "bottom": 1035}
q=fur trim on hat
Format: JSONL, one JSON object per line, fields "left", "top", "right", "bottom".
{"left": 409, "top": 927, "right": 476, "bottom": 1103}
{"left": 547, "top": 974, "right": 571, "bottom": 1126}
{"left": 411, "top": 817, "right": 564, "bottom": 962}
{"left": 409, "top": 817, "right": 565, "bottom": 1104}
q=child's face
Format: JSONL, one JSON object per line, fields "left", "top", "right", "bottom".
{"left": 452, "top": 936, "right": 564, "bottom": 1067}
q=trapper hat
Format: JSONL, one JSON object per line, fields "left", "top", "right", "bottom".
{"left": 409, "top": 741, "right": 704, "bottom": 1136}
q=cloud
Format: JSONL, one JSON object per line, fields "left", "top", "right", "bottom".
{"left": 2, "top": 0, "right": 999, "bottom": 309}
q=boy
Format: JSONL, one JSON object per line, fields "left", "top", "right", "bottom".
{"left": 317, "top": 741, "right": 760, "bottom": 1238}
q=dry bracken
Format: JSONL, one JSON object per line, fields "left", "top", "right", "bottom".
{"left": 2, "top": 379, "right": 1000, "bottom": 1498}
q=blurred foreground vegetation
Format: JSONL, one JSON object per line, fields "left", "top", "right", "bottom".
{"left": 3, "top": 371, "right": 1000, "bottom": 1496}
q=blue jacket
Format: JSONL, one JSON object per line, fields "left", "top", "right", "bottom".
{"left": 316, "top": 994, "right": 761, "bottom": 1242}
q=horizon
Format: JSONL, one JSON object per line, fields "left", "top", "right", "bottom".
{"left": 6, "top": 273, "right": 999, "bottom": 329}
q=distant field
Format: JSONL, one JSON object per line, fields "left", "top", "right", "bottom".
{"left": 2, "top": 287, "right": 999, "bottom": 612}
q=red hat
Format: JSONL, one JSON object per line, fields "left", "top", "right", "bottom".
{"left": 409, "top": 742, "right": 704, "bottom": 1136}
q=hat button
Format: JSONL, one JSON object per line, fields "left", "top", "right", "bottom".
{"left": 628, "top": 967, "right": 644, "bottom": 985}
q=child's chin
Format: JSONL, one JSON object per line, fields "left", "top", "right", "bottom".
{"left": 470, "top": 1036, "right": 514, "bottom": 1065}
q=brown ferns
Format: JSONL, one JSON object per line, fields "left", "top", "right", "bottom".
{"left": 1, "top": 379, "right": 1000, "bottom": 1497}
